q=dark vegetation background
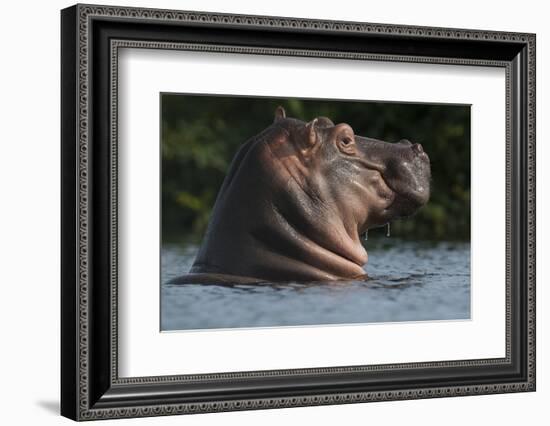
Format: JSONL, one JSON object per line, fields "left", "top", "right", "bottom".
{"left": 161, "top": 94, "right": 470, "bottom": 243}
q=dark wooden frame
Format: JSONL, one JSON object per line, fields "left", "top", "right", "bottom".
{"left": 61, "top": 3, "right": 536, "bottom": 421}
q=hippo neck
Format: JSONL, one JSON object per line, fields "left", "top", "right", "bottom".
{"left": 250, "top": 195, "right": 368, "bottom": 281}
{"left": 257, "top": 143, "right": 368, "bottom": 280}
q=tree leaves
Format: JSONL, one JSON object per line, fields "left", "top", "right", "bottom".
{"left": 161, "top": 95, "right": 470, "bottom": 242}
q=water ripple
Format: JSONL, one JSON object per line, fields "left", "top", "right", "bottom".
{"left": 161, "top": 239, "right": 470, "bottom": 330}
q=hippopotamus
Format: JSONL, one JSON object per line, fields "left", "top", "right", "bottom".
{"left": 170, "top": 106, "right": 430, "bottom": 284}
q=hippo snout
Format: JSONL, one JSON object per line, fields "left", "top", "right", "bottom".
{"left": 387, "top": 145, "right": 431, "bottom": 216}
{"left": 399, "top": 139, "right": 426, "bottom": 158}
{"left": 356, "top": 135, "right": 431, "bottom": 219}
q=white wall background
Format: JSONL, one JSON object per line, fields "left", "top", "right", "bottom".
{"left": 0, "top": 0, "right": 546, "bottom": 424}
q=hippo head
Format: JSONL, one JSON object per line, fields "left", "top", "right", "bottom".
{"left": 269, "top": 106, "right": 431, "bottom": 236}
{"left": 186, "top": 106, "right": 431, "bottom": 283}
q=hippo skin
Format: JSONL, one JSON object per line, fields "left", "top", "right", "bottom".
{"left": 170, "top": 107, "right": 431, "bottom": 284}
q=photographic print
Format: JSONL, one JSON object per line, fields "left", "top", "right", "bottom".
{"left": 160, "top": 95, "right": 471, "bottom": 330}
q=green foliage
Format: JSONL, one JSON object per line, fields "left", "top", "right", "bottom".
{"left": 162, "top": 95, "right": 470, "bottom": 242}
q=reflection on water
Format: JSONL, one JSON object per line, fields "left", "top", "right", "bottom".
{"left": 161, "top": 239, "right": 470, "bottom": 331}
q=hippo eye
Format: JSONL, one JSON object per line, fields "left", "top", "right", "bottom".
{"left": 342, "top": 137, "right": 353, "bottom": 145}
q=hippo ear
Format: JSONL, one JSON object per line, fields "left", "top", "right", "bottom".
{"left": 306, "top": 118, "right": 319, "bottom": 147}
{"left": 274, "top": 106, "right": 286, "bottom": 123}
{"left": 316, "top": 117, "right": 335, "bottom": 128}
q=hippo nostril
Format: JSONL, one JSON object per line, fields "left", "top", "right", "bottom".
{"left": 412, "top": 143, "right": 424, "bottom": 153}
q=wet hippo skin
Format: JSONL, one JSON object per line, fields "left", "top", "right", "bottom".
{"left": 170, "top": 107, "right": 431, "bottom": 284}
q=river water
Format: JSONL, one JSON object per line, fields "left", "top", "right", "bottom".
{"left": 161, "top": 239, "right": 470, "bottom": 331}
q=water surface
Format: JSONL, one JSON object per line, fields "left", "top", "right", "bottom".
{"left": 161, "top": 239, "right": 470, "bottom": 331}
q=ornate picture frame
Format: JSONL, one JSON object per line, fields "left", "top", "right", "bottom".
{"left": 61, "top": 3, "right": 535, "bottom": 421}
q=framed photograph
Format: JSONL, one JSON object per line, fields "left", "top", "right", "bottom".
{"left": 61, "top": 4, "right": 536, "bottom": 421}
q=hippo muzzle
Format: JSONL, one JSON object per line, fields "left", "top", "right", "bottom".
{"left": 355, "top": 136, "right": 431, "bottom": 220}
